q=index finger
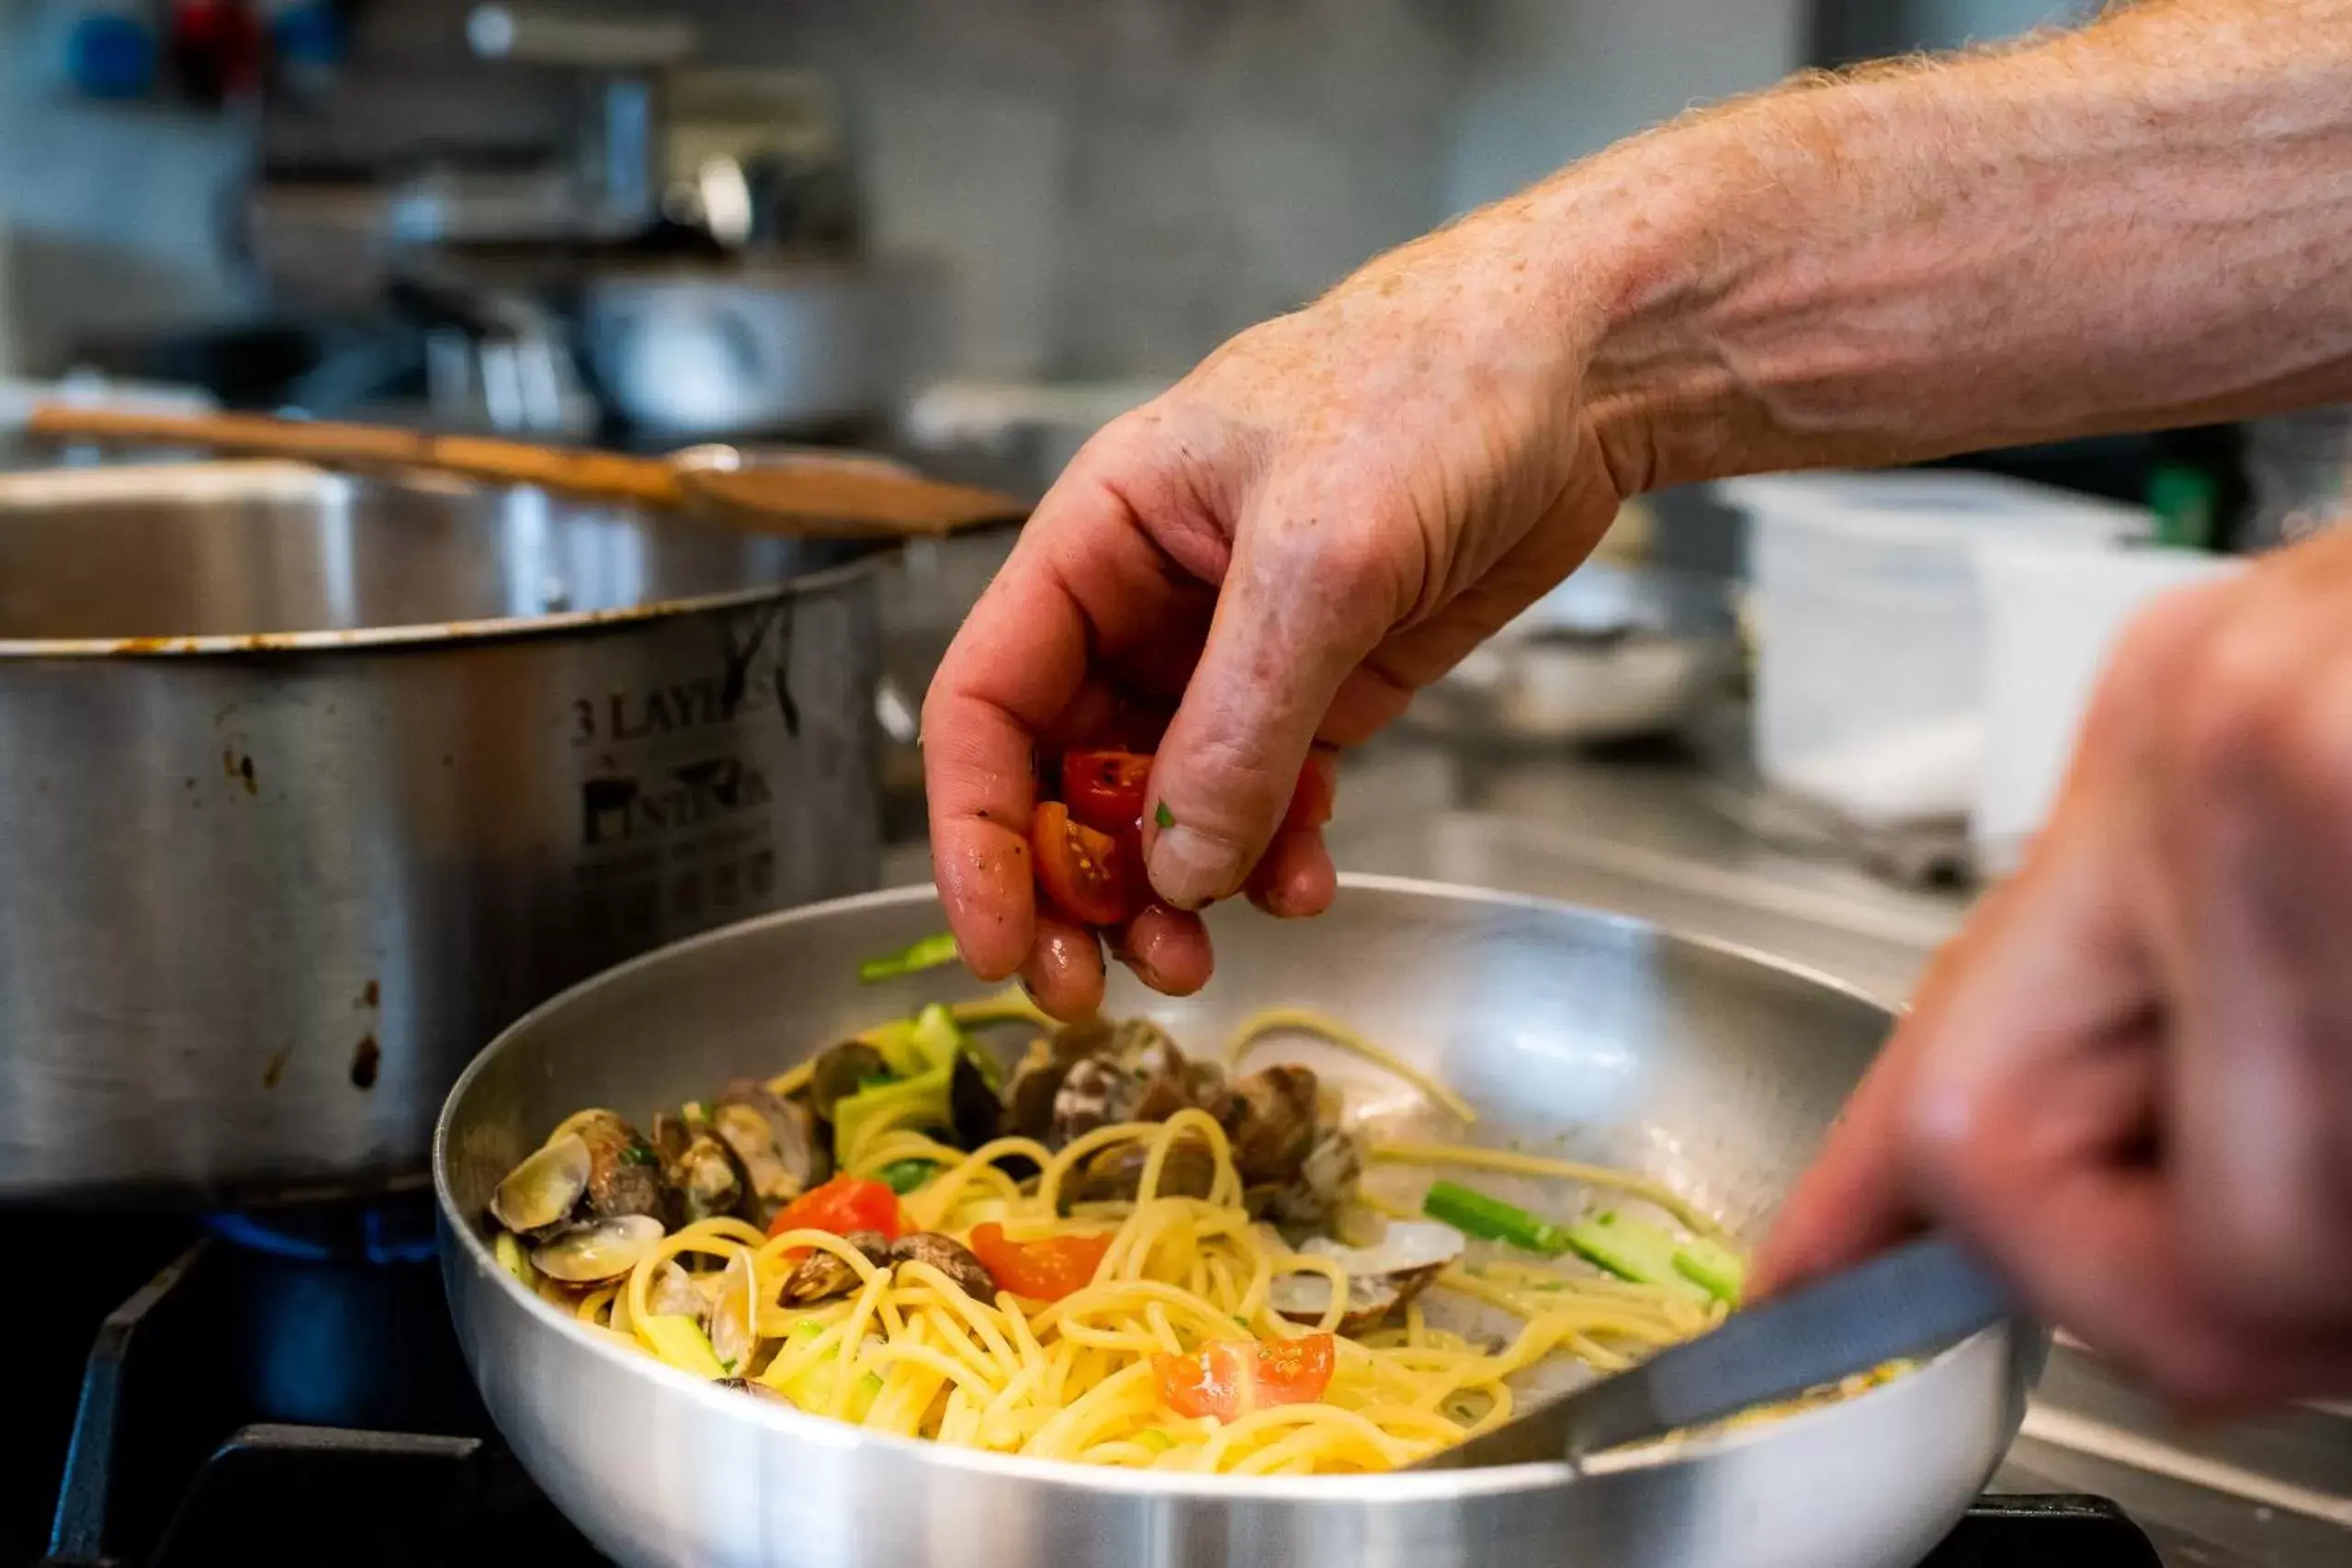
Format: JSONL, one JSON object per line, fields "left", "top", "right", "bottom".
{"left": 921, "top": 466, "right": 1211, "bottom": 979}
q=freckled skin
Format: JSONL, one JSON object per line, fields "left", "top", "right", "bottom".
{"left": 926, "top": 0, "right": 2352, "bottom": 1404}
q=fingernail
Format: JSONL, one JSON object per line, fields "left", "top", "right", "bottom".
{"left": 1148, "top": 825, "right": 1243, "bottom": 910}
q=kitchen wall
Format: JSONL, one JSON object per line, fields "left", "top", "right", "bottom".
{"left": 708, "top": 0, "right": 1800, "bottom": 379}
{"left": 721, "top": 0, "right": 1476, "bottom": 380}
{"left": 1444, "top": 0, "right": 1804, "bottom": 214}
{"left": 0, "top": 0, "right": 1820, "bottom": 383}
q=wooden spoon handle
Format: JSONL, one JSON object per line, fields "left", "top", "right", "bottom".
{"left": 676, "top": 461, "right": 1031, "bottom": 536}
{"left": 25, "top": 405, "right": 683, "bottom": 507}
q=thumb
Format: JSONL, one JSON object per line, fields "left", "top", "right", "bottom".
{"left": 1143, "top": 492, "right": 1404, "bottom": 908}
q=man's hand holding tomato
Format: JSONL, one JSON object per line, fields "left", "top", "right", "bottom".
{"left": 922, "top": 2, "right": 2352, "bottom": 1407}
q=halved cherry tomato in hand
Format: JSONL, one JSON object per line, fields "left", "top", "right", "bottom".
{"left": 1060, "top": 750, "right": 1153, "bottom": 836}
{"left": 766, "top": 1174, "right": 905, "bottom": 1242}
{"left": 1152, "top": 1333, "right": 1336, "bottom": 1422}
{"left": 1055, "top": 748, "right": 1335, "bottom": 840}
{"left": 1032, "top": 801, "right": 1142, "bottom": 927}
{"left": 967, "top": 1222, "right": 1113, "bottom": 1301}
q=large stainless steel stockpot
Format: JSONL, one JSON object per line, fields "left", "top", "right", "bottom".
{"left": 0, "top": 460, "right": 887, "bottom": 1203}
{"left": 437, "top": 878, "right": 2041, "bottom": 1568}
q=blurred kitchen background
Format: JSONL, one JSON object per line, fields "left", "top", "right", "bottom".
{"left": 4, "top": 4, "right": 2346, "bottom": 1561}
{"left": 4, "top": 0, "right": 2282, "bottom": 892}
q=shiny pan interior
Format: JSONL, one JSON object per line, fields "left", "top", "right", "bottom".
{"left": 436, "top": 878, "right": 2038, "bottom": 1568}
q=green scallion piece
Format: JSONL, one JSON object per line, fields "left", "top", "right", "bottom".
{"left": 1422, "top": 1179, "right": 1573, "bottom": 1256}
{"left": 856, "top": 931, "right": 961, "bottom": 984}
{"left": 876, "top": 1157, "right": 941, "bottom": 1195}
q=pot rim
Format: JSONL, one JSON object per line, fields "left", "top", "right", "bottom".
{"left": 435, "top": 876, "right": 2031, "bottom": 1505}
{"left": 0, "top": 459, "right": 892, "bottom": 660}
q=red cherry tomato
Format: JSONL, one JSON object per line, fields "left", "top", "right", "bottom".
{"left": 1152, "top": 1333, "right": 1336, "bottom": 1421}
{"left": 766, "top": 1175, "right": 905, "bottom": 1242}
{"left": 967, "top": 1222, "right": 1113, "bottom": 1301}
{"left": 1060, "top": 749, "right": 1153, "bottom": 836}
{"left": 1032, "top": 801, "right": 1141, "bottom": 927}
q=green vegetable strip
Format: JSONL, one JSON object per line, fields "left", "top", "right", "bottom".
{"left": 1673, "top": 1237, "right": 1747, "bottom": 1303}
{"left": 856, "top": 931, "right": 961, "bottom": 984}
{"left": 1422, "top": 1179, "right": 1572, "bottom": 1256}
{"left": 876, "top": 1157, "right": 940, "bottom": 1194}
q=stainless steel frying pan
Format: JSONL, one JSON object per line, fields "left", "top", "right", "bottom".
{"left": 435, "top": 878, "right": 2041, "bottom": 1568}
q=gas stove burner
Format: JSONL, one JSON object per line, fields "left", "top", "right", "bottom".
{"left": 201, "top": 1191, "right": 438, "bottom": 1266}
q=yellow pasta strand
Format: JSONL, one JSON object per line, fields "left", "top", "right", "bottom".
{"left": 1225, "top": 1008, "right": 1477, "bottom": 1124}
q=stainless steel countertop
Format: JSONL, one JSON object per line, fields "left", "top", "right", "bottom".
{"left": 882, "top": 728, "right": 2347, "bottom": 1567}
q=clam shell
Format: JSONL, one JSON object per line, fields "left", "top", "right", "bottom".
{"left": 531, "top": 1213, "right": 665, "bottom": 1283}
{"left": 709, "top": 1251, "right": 759, "bottom": 1373}
{"left": 489, "top": 1132, "right": 592, "bottom": 1235}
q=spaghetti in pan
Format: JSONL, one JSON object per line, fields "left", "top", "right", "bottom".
{"left": 481, "top": 978, "right": 1877, "bottom": 1475}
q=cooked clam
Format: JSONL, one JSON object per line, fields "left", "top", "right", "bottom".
{"left": 779, "top": 1229, "right": 894, "bottom": 1305}
{"left": 807, "top": 1040, "right": 888, "bottom": 1122}
{"left": 709, "top": 1251, "right": 760, "bottom": 1374}
{"left": 1259, "top": 1126, "right": 1363, "bottom": 1228}
{"left": 1048, "top": 1057, "right": 1136, "bottom": 1146}
{"left": 1182, "top": 1058, "right": 1235, "bottom": 1125}
{"left": 489, "top": 1132, "right": 593, "bottom": 1235}
{"left": 653, "top": 1121, "right": 742, "bottom": 1224}
{"left": 555, "top": 1110, "right": 672, "bottom": 1226}
{"left": 949, "top": 1052, "right": 1003, "bottom": 1149}
{"left": 1224, "top": 1065, "right": 1319, "bottom": 1187}
{"left": 716, "top": 1375, "right": 794, "bottom": 1404}
{"left": 645, "top": 1259, "right": 707, "bottom": 1321}
{"left": 530, "top": 1213, "right": 665, "bottom": 1283}
{"left": 1005, "top": 1044, "right": 1074, "bottom": 1141}
{"left": 890, "top": 1231, "right": 997, "bottom": 1300}
{"left": 713, "top": 1081, "right": 829, "bottom": 1224}
{"left": 1267, "top": 1220, "right": 1467, "bottom": 1335}
{"left": 1063, "top": 1132, "right": 1216, "bottom": 1208}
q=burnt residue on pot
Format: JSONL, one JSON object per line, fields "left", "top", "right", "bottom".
{"left": 350, "top": 1033, "right": 381, "bottom": 1089}
{"left": 221, "top": 748, "right": 258, "bottom": 795}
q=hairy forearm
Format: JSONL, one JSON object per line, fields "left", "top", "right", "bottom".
{"left": 1540, "top": 0, "right": 2352, "bottom": 491}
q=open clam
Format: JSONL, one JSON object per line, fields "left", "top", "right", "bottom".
{"left": 807, "top": 1040, "right": 889, "bottom": 1122}
{"left": 1259, "top": 1126, "right": 1363, "bottom": 1228}
{"left": 1267, "top": 1220, "right": 1466, "bottom": 1336}
{"left": 645, "top": 1259, "right": 707, "bottom": 1321}
{"left": 716, "top": 1376, "right": 795, "bottom": 1404}
{"left": 1223, "top": 1066, "right": 1319, "bottom": 1187}
{"left": 531, "top": 1213, "right": 666, "bottom": 1284}
{"left": 489, "top": 1132, "right": 593, "bottom": 1235}
{"left": 780, "top": 1229, "right": 894, "bottom": 1305}
{"left": 890, "top": 1231, "right": 997, "bottom": 1300}
{"left": 708, "top": 1251, "right": 760, "bottom": 1374}
{"left": 654, "top": 1113, "right": 744, "bottom": 1224}
{"left": 540, "top": 1110, "right": 672, "bottom": 1225}
{"left": 1063, "top": 1133, "right": 1217, "bottom": 1208}
{"left": 713, "top": 1081, "right": 829, "bottom": 1224}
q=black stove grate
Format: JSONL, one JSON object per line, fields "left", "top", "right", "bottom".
{"left": 35, "top": 1233, "right": 2165, "bottom": 1568}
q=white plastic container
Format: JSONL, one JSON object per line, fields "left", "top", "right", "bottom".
{"left": 1720, "top": 470, "right": 2149, "bottom": 827}
{"left": 1971, "top": 538, "right": 2241, "bottom": 874}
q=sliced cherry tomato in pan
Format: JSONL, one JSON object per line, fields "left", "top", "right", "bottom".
{"left": 1152, "top": 1333, "right": 1335, "bottom": 1422}
{"left": 766, "top": 1174, "right": 905, "bottom": 1242}
{"left": 967, "top": 1222, "right": 1112, "bottom": 1301}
